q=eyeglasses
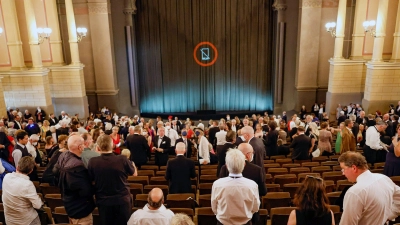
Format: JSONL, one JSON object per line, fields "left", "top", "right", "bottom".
{"left": 306, "top": 175, "right": 323, "bottom": 181}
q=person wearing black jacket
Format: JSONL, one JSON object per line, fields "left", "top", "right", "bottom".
{"left": 290, "top": 126, "right": 311, "bottom": 161}
{"left": 165, "top": 142, "right": 196, "bottom": 194}
{"left": 152, "top": 127, "right": 171, "bottom": 167}
{"left": 88, "top": 135, "right": 135, "bottom": 225}
{"left": 125, "top": 126, "right": 149, "bottom": 169}
{"left": 175, "top": 128, "right": 193, "bottom": 158}
{"left": 53, "top": 135, "right": 95, "bottom": 223}
{"left": 217, "top": 130, "right": 236, "bottom": 176}
{"left": 0, "top": 127, "right": 10, "bottom": 162}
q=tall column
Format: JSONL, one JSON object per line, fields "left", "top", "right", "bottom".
{"left": 371, "top": 0, "right": 389, "bottom": 62}
{"left": 65, "top": 0, "right": 80, "bottom": 65}
{"left": 273, "top": 0, "right": 287, "bottom": 106}
{"left": 391, "top": 0, "right": 400, "bottom": 62}
{"left": 45, "top": 0, "right": 64, "bottom": 65}
{"left": 332, "top": 0, "right": 346, "bottom": 60}
{"left": 350, "top": 0, "right": 368, "bottom": 60}
{"left": 295, "top": 0, "right": 322, "bottom": 108}
{"left": 88, "top": 0, "right": 119, "bottom": 110}
{"left": 23, "top": 0, "right": 42, "bottom": 69}
{"left": 124, "top": 0, "right": 138, "bottom": 106}
{"left": 1, "top": 0, "right": 25, "bottom": 69}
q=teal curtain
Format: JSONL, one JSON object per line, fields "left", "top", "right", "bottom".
{"left": 135, "top": 0, "right": 273, "bottom": 113}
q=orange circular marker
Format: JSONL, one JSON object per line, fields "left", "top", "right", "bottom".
{"left": 193, "top": 42, "right": 218, "bottom": 67}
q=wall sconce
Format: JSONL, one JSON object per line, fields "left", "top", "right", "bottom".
{"left": 36, "top": 27, "right": 52, "bottom": 44}
{"left": 0, "top": 27, "right": 3, "bottom": 36}
{"left": 76, "top": 27, "right": 87, "bottom": 42}
{"left": 363, "top": 20, "right": 376, "bottom": 37}
{"left": 325, "top": 22, "right": 336, "bottom": 37}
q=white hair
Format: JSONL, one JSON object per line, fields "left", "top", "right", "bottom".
{"left": 340, "top": 111, "right": 344, "bottom": 115}
{"left": 225, "top": 148, "right": 246, "bottom": 174}
{"left": 60, "top": 120, "right": 68, "bottom": 126}
{"left": 128, "top": 126, "right": 135, "bottom": 131}
{"left": 29, "top": 134, "right": 40, "bottom": 141}
{"left": 105, "top": 123, "right": 112, "bottom": 130}
{"left": 7, "top": 122, "right": 14, "bottom": 128}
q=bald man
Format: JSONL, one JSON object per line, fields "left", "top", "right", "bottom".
{"left": 241, "top": 126, "right": 266, "bottom": 169}
{"left": 219, "top": 143, "right": 266, "bottom": 223}
{"left": 165, "top": 142, "right": 196, "bottom": 194}
{"left": 128, "top": 188, "right": 174, "bottom": 225}
{"left": 54, "top": 134, "right": 95, "bottom": 225}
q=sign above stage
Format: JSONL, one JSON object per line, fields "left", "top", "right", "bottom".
{"left": 193, "top": 42, "right": 218, "bottom": 67}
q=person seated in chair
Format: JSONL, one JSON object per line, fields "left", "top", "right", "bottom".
{"left": 127, "top": 188, "right": 174, "bottom": 225}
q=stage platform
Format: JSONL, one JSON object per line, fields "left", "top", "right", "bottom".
{"left": 140, "top": 110, "right": 273, "bottom": 120}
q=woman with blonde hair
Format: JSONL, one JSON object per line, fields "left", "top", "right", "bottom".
{"left": 308, "top": 122, "right": 319, "bottom": 156}
{"left": 110, "top": 126, "right": 121, "bottom": 154}
{"left": 288, "top": 176, "right": 335, "bottom": 225}
{"left": 121, "top": 149, "right": 138, "bottom": 176}
{"left": 40, "top": 120, "right": 51, "bottom": 141}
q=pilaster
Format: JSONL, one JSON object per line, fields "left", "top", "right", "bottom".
{"left": 362, "top": 62, "right": 400, "bottom": 113}
{"left": 1, "top": 0, "right": 25, "bottom": 69}
{"left": 350, "top": 0, "right": 367, "bottom": 60}
{"left": 325, "top": 59, "right": 366, "bottom": 121}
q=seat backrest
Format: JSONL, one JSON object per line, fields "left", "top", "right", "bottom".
{"left": 137, "top": 170, "right": 155, "bottom": 177}
{"left": 271, "top": 155, "right": 287, "bottom": 160}
{"left": 330, "top": 205, "right": 340, "bottom": 213}
{"left": 297, "top": 173, "right": 320, "bottom": 182}
{"left": 266, "top": 184, "right": 281, "bottom": 192}
{"left": 197, "top": 207, "right": 217, "bottom": 225}
{"left": 201, "top": 169, "right": 217, "bottom": 175}
{"left": 128, "top": 176, "right": 149, "bottom": 186}
{"left": 301, "top": 162, "right": 320, "bottom": 167}
{"left": 311, "top": 166, "right": 331, "bottom": 172}
{"left": 170, "top": 208, "right": 194, "bottom": 218}
{"left": 282, "top": 163, "right": 301, "bottom": 168}
{"left": 270, "top": 207, "right": 297, "bottom": 225}
{"left": 276, "top": 158, "right": 293, "bottom": 165}
{"left": 140, "top": 165, "right": 159, "bottom": 172}
{"left": 199, "top": 183, "right": 213, "bottom": 195}
{"left": 199, "top": 194, "right": 211, "bottom": 207}
{"left": 167, "top": 193, "right": 195, "bottom": 201}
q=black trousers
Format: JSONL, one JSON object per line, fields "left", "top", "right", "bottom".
{"left": 98, "top": 202, "right": 131, "bottom": 225}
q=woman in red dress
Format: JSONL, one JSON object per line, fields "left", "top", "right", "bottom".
{"left": 110, "top": 126, "right": 121, "bottom": 154}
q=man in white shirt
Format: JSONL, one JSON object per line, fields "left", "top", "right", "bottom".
{"left": 231, "top": 119, "right": 237, "bottom": 132}
{"left": 26, "top": 134, "right": 39, "bottom": 159}
{"left": 127, "top": 188, "right": 174, "bottom": 225}
{"left": 2, "top": 156, "right": 43, "bottom": 225}
{"left": 364, "top": 121, "right": 388, "bottom": 165}
{"left": 339, "top": 151, "right": 400, "bottom": 225}
{"left": 212, "top": 149, "right": 260, "bottom": 225}
{"left": 164, "top": 122, "right": 179, "bottom": 152}
{"left": 215, "top": 123, "right": 227, "bottom": 153}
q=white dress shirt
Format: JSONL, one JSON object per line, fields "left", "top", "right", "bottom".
{"left": 365, "top": 126, "right": 383, "bottom": 150}
{"left": 211, "top": 173, "right": 260, "bottom": 224}
{"left": 2, "top": 172, "right": 43, "bottom": 225}
{"left": 340, "top": 170, "right": 400, "bottom": 225}
{"left": 165, "top": 128, "right": 179, "bottom": 146}
{"left": 289, "top": 121, "right": 296, "bottom": 130}
{"left": 215, "top": 130, "right": 227, "bottom": 146}
{"left": 197, "top": 136, "right": 210, "bottom": 164}
{"left": 26, "top": 142, "right": 37, "bottom": 158}
{"left": 12, "top": 143, "right": 26, "bottom": 166}
{"left": 127, "top": 204, "right": 174, "bottom": 225}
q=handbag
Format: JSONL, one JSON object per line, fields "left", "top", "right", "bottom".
{"left": 312, "top": 149, "right": 321, "bottom": 157}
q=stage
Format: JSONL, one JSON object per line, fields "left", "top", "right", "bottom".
{"left": 140, "top": 110, "right": 274, "bottom": 120}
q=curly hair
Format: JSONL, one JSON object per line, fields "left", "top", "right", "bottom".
{"left": 293, "top": 176, "right": 330, "bottom": 218}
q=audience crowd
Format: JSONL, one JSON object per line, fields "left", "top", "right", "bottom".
{"left": 0, "top": 102, "right": 399, "bottom": 224}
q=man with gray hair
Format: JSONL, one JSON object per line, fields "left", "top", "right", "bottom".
{"left": 364, "top": 120, "right": 389, "bottom": 166}
{"left": 219, "top": 143, "right": 266, "bottom": 223}
{"left": 241, "top": 126, "right": 265, "bottom": 169}
{"left": 55, "top": 134, "right": 95, "bottom": 225}
{"left": 126, "top": 125, "right": 149, "bottom": 169}
{"left": 211, "top": 148, "right": 260, "bottom": 225}
{"left": 165, "top": 142, "right": 196, "bottom": 194}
